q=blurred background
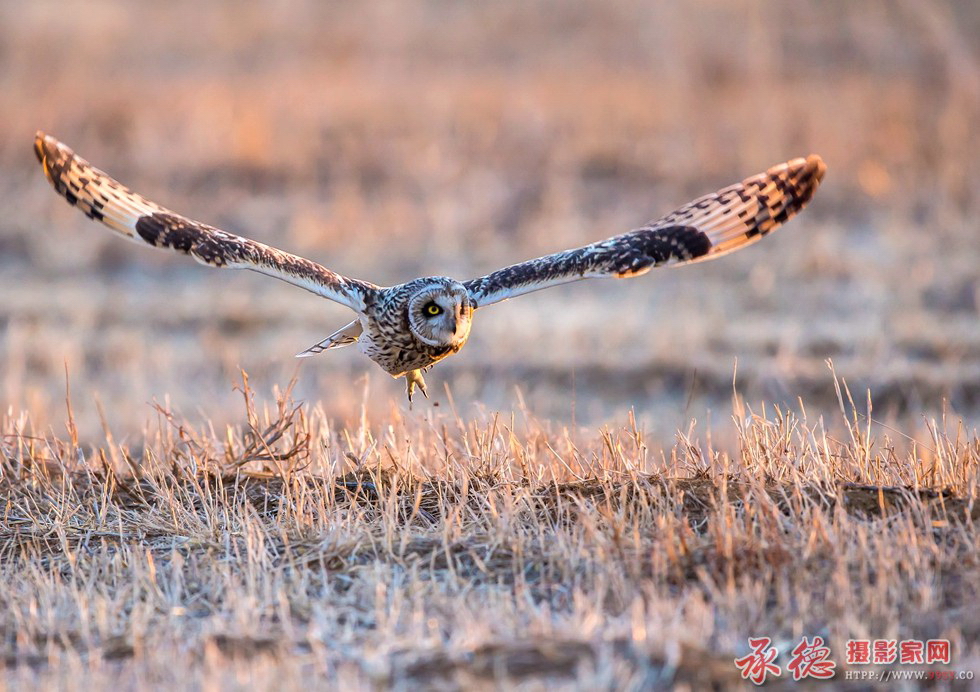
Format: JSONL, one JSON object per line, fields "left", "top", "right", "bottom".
{"left": 1, "top": 0, "right": 978, "bottom": 441}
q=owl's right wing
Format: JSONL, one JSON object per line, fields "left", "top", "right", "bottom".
{"left": 464, "top": 155, "right": 826, "bottom": 308}
{"left": 35, "top": 133, "right": 378, "bottom": 313}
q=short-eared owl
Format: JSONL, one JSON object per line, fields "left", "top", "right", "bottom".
{"left": 35, "top": 133, "right": 826, "bottom": 400}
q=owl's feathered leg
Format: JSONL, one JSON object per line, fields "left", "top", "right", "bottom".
{"left": 405, "top": 369, "right": 428, "bottom": 403}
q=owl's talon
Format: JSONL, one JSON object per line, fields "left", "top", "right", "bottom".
{"left": 406, "top": 370, "right": 428, "bottom": 403}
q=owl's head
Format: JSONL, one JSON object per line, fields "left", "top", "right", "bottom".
{"left": 406, "top": 278, "right": 474, "bottom": 348}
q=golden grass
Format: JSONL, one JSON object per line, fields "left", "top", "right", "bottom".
{"left": 1, "top": 375, "right": 977, "bottom": 688}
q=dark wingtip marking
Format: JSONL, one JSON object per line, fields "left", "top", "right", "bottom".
{"left": 613, "top": 225, "right": 712, "bottom": 276}
{"left": 792, "top": 155, "right": 827, "bottom": 208}
{"left": 34, "top": 132, "right": 59, "bottom": 184}
{"left": 33, "top": 134, "right": 45, "bottom": 165}
{"left": 135, "top": 215, "right": 162, "bottom": 245}
{"left": 693, "top": 229, "right": 713, "bottom": 256}
{"left": 136, "top": 213, "right": 204, "bottom": 254}
{"left": 668, "top": 225, "right": 713, "bottom": 259}
{"left": 34, "top": 133, "right": 63, "bottom": 169}
{"left": 806, "top": 154, "right": 827, "bottom": 182}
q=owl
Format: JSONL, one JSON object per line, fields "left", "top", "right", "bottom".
{"left": 34, "top": 133, "right": 825, "bottom": 401}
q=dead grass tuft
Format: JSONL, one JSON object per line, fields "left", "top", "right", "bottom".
{"left": 1, "top": 377, "right": 977, "bottom": 687}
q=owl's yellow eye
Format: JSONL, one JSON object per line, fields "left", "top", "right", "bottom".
{"left": 424, "top": 303, "right": 443, "bottom": 316}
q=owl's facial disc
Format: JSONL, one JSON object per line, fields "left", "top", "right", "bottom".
{"left": 409, "top": 283, "right": 473, "bottom": 348}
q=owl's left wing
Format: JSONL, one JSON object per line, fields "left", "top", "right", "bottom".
{"left": 34, "top": 133, "right": 378, "bottom": 313}
{"left": 464, "top": 155, "right": 826, "bottom": 308}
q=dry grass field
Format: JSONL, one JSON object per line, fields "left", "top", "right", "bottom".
{"left": 1, "top": 0, "right": 979, "bottom": 688}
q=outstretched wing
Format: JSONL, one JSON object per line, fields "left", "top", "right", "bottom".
{"left": 464, "top": 155, "right": 826, "bottom": 308}
{"left": 34, "top": 132, "right": 378, "bottom": 312}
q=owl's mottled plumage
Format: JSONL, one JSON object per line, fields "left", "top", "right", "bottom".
{"left": 34, "top": 132, "right": 826, "bottom": 400}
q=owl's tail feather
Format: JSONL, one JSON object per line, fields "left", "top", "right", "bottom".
{"left": 296, "top": 320, "right": 363, "bottom": 357}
